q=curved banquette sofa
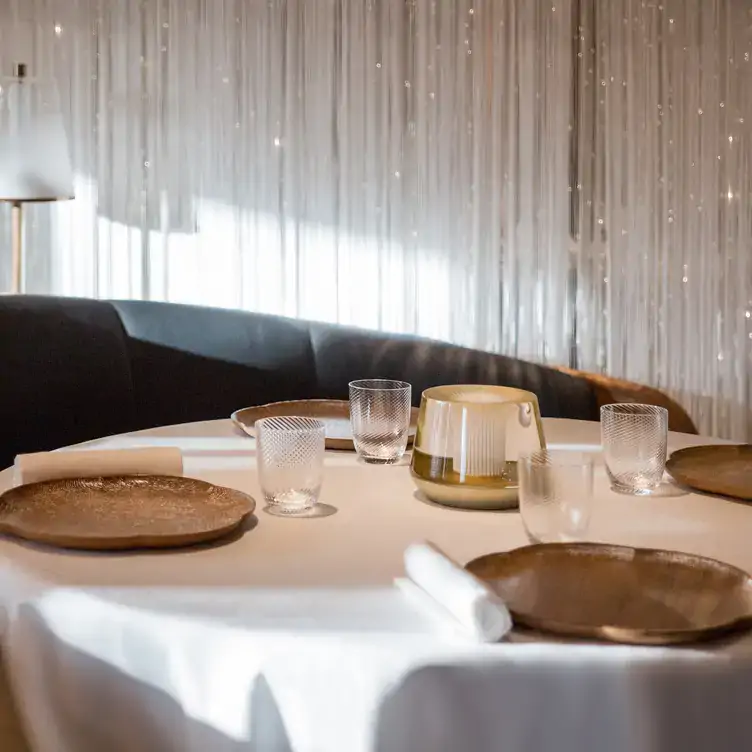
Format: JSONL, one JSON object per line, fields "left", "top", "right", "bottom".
{"left": 0, "top": 295, "right": 696, "bottom": 470}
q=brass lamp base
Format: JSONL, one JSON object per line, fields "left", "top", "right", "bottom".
{"left": 412, "top": 473, "right": 520, "bottom": 510}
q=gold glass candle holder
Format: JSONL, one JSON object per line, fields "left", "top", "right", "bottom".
{"left": 410, "top": 385, "right": 546, "bottom": 510}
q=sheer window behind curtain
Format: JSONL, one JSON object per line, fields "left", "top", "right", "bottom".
{"left": 0, "top": 0, "right": 750, "bottom": 440}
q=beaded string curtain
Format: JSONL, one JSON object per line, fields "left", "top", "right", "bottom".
{"left": 0, "top": 0, "right": 750, "bottom": 439}
{"left": 574, "top": 0, "right": 752, "bottom": 440}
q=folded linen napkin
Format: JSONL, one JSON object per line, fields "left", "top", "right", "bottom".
{"left": 14, "top": 447, "right": 184, "bottom": 486}
{"left": 398, "top": 541, "right": 512, "bottom": 643}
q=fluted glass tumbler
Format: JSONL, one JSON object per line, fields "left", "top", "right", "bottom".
{"left": 256, "top": 416, "right": 325, "bottom": 516}
{"left": 601, "top": 403, "right": 668, "bottom": 495}
{"left": 349, "top": 379, "right": 412, "bottom": 464}
{"left": 518, "top": 450, "right": 594, "bottom": 543}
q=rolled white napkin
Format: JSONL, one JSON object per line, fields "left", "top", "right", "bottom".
{"left": 399, "top": 541, "right": 512, "bottom": 643}
{"left": 14, "top": 447, "right": 184, "bottom": 486}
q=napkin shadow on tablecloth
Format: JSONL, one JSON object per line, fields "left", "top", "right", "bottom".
{"left": 5, "top": 603, "right": 294, "bottom": 752}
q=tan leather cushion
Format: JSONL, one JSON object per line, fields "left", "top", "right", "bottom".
{"left": 554, "top": 367, "right": 698, "bottom": 435}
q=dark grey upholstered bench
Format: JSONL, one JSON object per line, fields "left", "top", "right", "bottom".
{"left": 0, "top": 295, "right": 602, "bottom": 470}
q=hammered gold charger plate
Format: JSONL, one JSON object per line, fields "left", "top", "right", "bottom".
{"left": 666, "top": 445, "right": 752, "bottom": 501}
{"left": 0, "top": 475, "right": 255, "bottom": 551}
{"left": 466, "top": 543, "right": 752, "bottom": 645}
{"left": 232, "top": 399, "right": 419, "bottom": 451}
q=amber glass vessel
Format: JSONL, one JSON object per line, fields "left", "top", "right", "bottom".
{"left": 410, "top": 385, "right": 546, "bottom": 509}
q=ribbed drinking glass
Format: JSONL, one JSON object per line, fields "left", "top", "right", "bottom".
{"left": 256, "top": 416, "right": 325, "bottom": 516}
{"left": 349, "top": 379, "right": 412, "bottom": 464}
{"left": 601, "top": 403, "right": 668, "bottom": 495}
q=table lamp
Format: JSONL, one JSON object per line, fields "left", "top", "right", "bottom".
{"left": 411, "top": 385, "right": 546, "bottom": 510}
{"left": 0, "top": 63, "right": 74, "bottom": 293}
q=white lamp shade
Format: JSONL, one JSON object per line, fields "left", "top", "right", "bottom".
{"left": 0, "top": 75, "right": 74, "bottom": 201}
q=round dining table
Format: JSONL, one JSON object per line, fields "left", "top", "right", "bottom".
{"left": 0, "top": 417, "right": 751, "bottom": 752}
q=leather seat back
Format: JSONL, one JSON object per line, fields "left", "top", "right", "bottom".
{"left": 0, "top": 296, "right": 137, "bottom": 468}
{"left": 0, "top": 296, "right": 600, "bottom": 469}
{"left": 112, "top": 301, "right": 319, "bottom": 430}
{"left": 309, "top": 323, "right": 598, "bottom": 418}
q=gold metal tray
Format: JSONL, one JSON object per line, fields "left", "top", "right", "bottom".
{"left": 0, "top": 475, "right": 255, "bottom": 551}
{"left": 232, "top": 399, "right": 419, "bottom": 451}
{"left": 666, "top": 445, "right": 752, "bottom": 501}
{"left": 466, "top": 542, "right": 752, "bottom": 645}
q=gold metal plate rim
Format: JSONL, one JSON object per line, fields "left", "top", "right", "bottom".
{"left": 466, "top": 542, "right": 752, "bottom": 645}
{"left": 0, "top": 475, "right": 255, "bottom": 551}
{"left": 231, "top": 399, "right": 418, "bottom": 451}
{"left": 666, "top": 444, "right": 752, "bottom": 501}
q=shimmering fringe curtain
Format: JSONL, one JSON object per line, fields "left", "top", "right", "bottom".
{"left": 0, "top": 0, "right": 750, "bottom": 439}
{"left": 575, "top": 0, "right": 752, "bottom": 439}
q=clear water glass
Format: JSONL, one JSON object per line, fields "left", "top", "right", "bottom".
{"left": 349, "top": 379, "right": 412, "bottom": 464}
{"left": 600, "top": 403, "right": 668, "bottom": 494}
{"left": 518, "top": 450, "right": 594, "bottom": 543}
{"left": 256, "top": 416, "right": 325, "bottom": 516}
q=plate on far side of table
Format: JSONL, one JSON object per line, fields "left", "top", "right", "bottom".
{"left": 666, "top": 445, "right": 752, "bottom": 501}
{"left": 0, "top": 475, "right": 255, "bottom": 551}
{"left": 466, "top": 542, "right": 752, "bottom": 645}
{"left": 232, "top": 399, "right": 419, "bottom": 451}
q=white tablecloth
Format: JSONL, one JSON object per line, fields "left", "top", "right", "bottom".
{"left": 1, "top": 418, "right": 751, "bottom": 752}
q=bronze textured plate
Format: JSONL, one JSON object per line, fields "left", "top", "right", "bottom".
{"left": 0, "top": 475, "right": 255, "bottom": 551}
{"left": 466, "top": 543, "right": 752, "bottom": 645}
{"left": 666, "top": 445, "right": 752, "bottom": 501}
{"left": 232, "top": 399, "right": 419, "bottom": 451}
